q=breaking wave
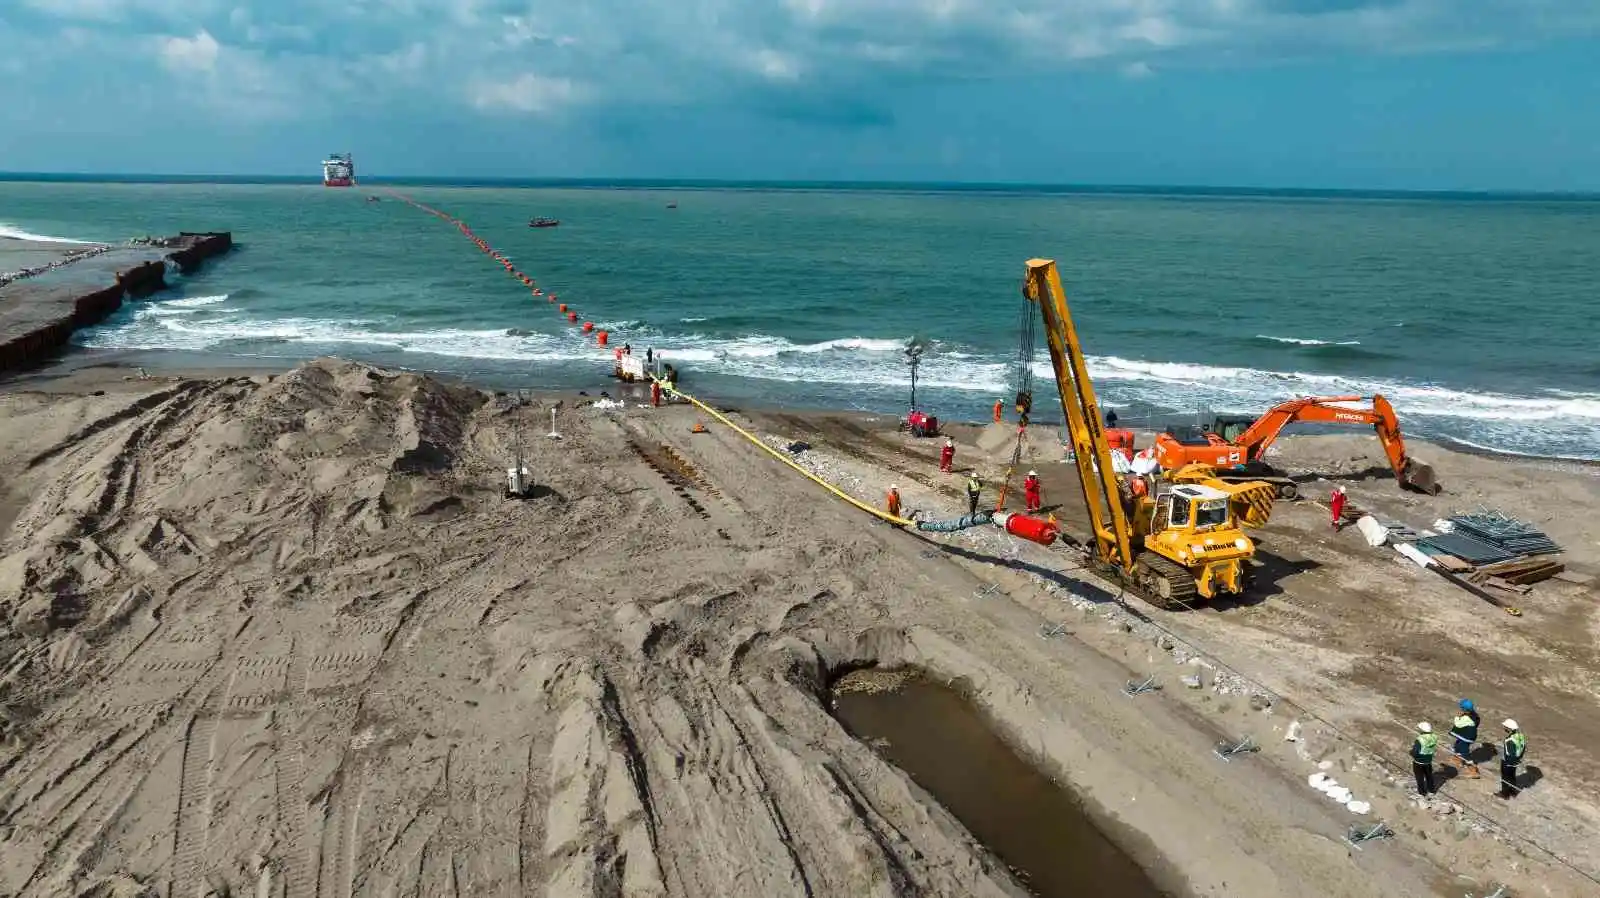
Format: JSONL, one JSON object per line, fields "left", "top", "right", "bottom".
{"left": 0, "top": 223, "right": 103, "bottom": 245}
{"left": 1255, "top": 334, "right": 1361, "bottom": 346}
{"left": 74, "top": 312, "right": 1600, "bottom": 458}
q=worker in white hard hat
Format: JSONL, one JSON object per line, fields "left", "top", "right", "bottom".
{"left": 1023, "top": 469, "right": 1043, "bottom": 512}
{"left": 1409, "top": 721, "right": 1439, "bottom": 796}
{"left": 965, "top": 471, "right": 982, "bottom": 517}
{"left": 885, "top": 484, "right": 902, "bottom": 519}
{"left": 1498, "top": 719, "right": 1527, "bottom": 799}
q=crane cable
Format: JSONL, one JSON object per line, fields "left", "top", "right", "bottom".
{"left": 995, "top": 278, "right": 1039, "bottom": 511}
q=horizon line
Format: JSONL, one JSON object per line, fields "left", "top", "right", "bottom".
{"left": 2, "top": 171, "right": 1598, "bottom": 201}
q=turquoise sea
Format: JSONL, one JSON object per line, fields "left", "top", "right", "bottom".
{"left": 2, "top": 179, "right": 1598, "bottom": 458}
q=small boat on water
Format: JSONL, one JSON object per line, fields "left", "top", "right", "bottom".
{"left": 529, "top": 217, "right": 560, "bottom": 228}
{"left": 666, "top": 202, "right": 678, "bottom": 209}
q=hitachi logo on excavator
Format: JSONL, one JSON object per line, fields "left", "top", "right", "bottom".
{"left": 1333, "top": 413, "right": 1366, "bottom": 422}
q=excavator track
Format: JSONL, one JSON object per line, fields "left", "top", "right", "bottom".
{"left": 1132, "top": 554, "right": 1199, "bottom": 611}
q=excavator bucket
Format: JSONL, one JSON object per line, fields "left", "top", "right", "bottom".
{"left": 1401, "top": 459, "right": 1441, "bottom": 495}
{"left": 1225, "top": 481, "right": 1278, "bottom": 528}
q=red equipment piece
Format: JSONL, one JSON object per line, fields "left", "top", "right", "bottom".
{"left": 999, "top": 512, "right": 1058, "bottom": 546}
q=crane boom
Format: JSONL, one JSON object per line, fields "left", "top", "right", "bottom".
{"left": 1022, "top": 259, "right": 1136, "bottom": 572}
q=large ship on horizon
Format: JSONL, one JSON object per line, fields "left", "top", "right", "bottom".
{"left": 322, "top": 153, "right": 355, "bottom": 187}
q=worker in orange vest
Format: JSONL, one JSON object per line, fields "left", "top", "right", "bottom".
{"left": 1023, "top": 470, "right": 1043, "bottom": 512}
{"left": 939, "top": 437, "right": 955, "bottom": 472}
{"left": 886, "top": 484, "right": 902, "bottom": 518}
{"left": 993, "top": 399, "right": 1003, "bottom": 424}
{"left": 650, "top": 380, "right": 662, "bottom": 408}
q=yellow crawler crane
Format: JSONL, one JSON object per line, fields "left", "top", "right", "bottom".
{"left": 1022, "top": 259, "right": 1277, "bottom": 609}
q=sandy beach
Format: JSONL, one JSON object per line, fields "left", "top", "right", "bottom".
{"left": 2, "top": 357, "right": 1597, "bottom": 897}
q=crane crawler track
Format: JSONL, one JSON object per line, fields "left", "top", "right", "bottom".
{"left": 1132, "top": 554, "right": 1199, "bottom": 610}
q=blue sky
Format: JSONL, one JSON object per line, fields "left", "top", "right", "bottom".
{"left": 1, "top": 0, "right": 1597, "bottom": 190}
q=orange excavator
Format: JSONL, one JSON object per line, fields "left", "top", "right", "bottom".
{"left": 1153, "top": 394, "right": 1440, "bottom": 496}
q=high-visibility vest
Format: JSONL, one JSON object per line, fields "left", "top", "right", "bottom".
{"left": 1413, "top": 733, "right": 1438, "bottom": 761}
{"left": 1451, "top": 714, "right": 1477, "bottom": 741}
{"left": 1504, "top": 732, "right": 1526, "bottom": 764}
{"left": 966, "top": 478, "right": 981, "bottom": 495}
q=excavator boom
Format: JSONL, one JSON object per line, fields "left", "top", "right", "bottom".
{"left": 1161, "top": 393, "right": 1441, "bottom": 494}
{"left": 1022, "top": 259, "right": 1136, "bottom": 572}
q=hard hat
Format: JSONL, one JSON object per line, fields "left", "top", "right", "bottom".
{"left": 1028, "top": 470, "right": 1037, "bottom": 476}
{"left": 1460, "top": 699, "right": 1474, "bottom": 711}
{"left": 1503, "top": 719, "right": 1519, "bottom": 730}
{"left": 889, "top": 484, "right": 898, "bottom": 491}
{"left": 1416, "top": 722, "right": 1432, "bottom": 733}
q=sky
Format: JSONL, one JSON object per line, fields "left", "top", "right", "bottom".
{"left": 1, "top": 0, "right": 1598, "bottom": 190}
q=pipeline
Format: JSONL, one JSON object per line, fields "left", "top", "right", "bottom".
{"left": 912, "top": 512, "right": 993, "bottom": 533}
{"left": 659, "top": 381, "right": 917, "bottom": 527}
{"left": 385, "top": 189, "right": 664, "bottom": 379}
{"left": 386, "top": 190, "right": 1052, "bottom": 541}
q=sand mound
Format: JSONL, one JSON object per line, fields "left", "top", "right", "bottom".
{"left": 0, "top": 359, "right": 1062, "bottom": 897}
{"left": 0, "top": 358, "right": 1590, "bottom": 898}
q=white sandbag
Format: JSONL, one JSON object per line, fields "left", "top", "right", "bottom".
{"left": 1356, "top": 515, "right": 1388, "bottom": 547}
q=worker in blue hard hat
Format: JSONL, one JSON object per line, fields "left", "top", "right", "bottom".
{"left": 1447, "top": 698, "right": 1481, "bottom": 779}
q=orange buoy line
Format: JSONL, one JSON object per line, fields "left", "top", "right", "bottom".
{"left": 382, "top": 189, "right": 636, "bottom": 362}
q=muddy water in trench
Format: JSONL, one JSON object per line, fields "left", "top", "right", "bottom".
{"left": 831, "top": 671, "right": 1169, "bottom": 898}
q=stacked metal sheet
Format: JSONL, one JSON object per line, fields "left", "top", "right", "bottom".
{"left": 1414, "top": 532, "right": 1516, "bottom": 565}
{"left": 1449, "top": 510, "right": 1562, "bottom": 556}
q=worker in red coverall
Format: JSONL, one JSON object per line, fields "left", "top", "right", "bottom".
{"left": 886, "top": 484, "right": 902, "bottom": 518}
{"left": 1023, "top": 470, "right": 1043, "bottom": 512}
{"left": 939, "top": 437, "right": 956, "bottom": 473}
{"left": 650, "top": 380, "right": 662, "bottom": 408}
{"left": 1329, "top": 486, "right": 1347, "bottom": 531}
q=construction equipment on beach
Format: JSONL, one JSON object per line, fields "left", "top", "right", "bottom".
{"left": 505, "top": 426, "right": 535, "bottom": 498}
{"left": 902, "top": 338, "right": 940, "bottom": 437}
{"left": 1021, "top": 258, "right": 1276, "bottom": 609}
{"left": 1153, "top": 395, "right": 1440, "bottom": 495}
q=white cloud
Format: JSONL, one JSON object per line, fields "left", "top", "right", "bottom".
{"left": 468, "top": 73, "right": 589, "bottom": 114}
{"left": 751, "top": 48, "right": 803, "bottom": 81}
{"left": 158, "top": 30, "right": 220, "bottom": 72}
{"left": 9, "top": 0, "right": 1600, "bottom": 126}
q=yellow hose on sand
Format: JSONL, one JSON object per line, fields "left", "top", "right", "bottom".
{"left": 660, "top": 381, "right": 916, "bottom": 527}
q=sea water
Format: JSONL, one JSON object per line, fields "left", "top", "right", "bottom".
{"left": 2, "top": 179, "right": 1596, "bottom": 458}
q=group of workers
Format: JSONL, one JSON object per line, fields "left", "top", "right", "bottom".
{"left": 1409, "top": 699, "right": 1528, "bottom": 800}
{"left": 885, "top": 434, "right": 1044, "bottom": 519}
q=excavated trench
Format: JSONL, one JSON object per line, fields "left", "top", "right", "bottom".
{"left": 829, "top": 668, "right": 1170, "bottom": 898}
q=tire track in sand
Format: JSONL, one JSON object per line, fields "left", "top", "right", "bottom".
{"left": 273, "top": 637, "right": 313, "bottom": 898}
{"left": 170, "top": 664, "right": 237, "bottom": 897}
